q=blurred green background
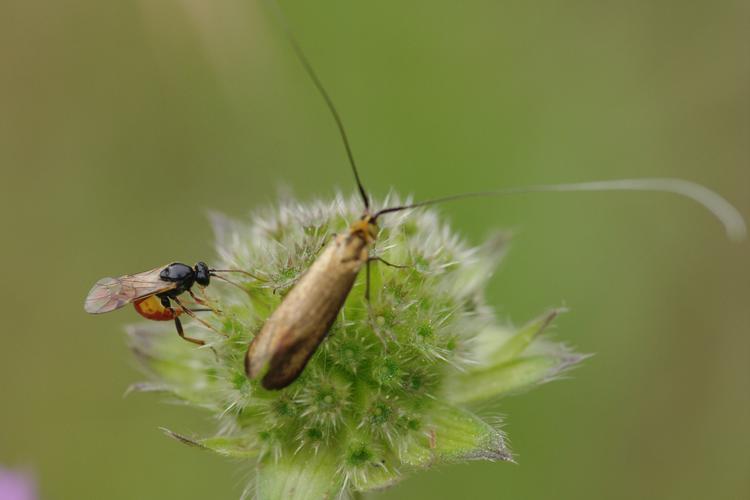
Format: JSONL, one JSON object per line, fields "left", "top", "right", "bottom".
{"left": 1, "top": 0, "right": 748, "bottom": 498}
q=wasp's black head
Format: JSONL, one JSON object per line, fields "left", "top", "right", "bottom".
{"left": 194, "top": 261, "right": 211, "bottom": 286}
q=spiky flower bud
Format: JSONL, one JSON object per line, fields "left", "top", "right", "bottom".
{"left": 127, "top": 194, "right": 586, "bottom": 499}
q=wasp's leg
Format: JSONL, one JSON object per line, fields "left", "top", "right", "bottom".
{"left": 173, "top": 296, "right": 227, "bottom": 337}
{"left": 160, "top": 296, "right": 205, "bottom": 346}
{"left": 188, "top": 289, "right": 222, "bottom": 313}
{"left": 188, "top": 289, "right": 210, "bottom": 307}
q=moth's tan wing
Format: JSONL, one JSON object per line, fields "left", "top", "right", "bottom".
{"left": 246, "top": 235, "right": 366, "bottom": 389}
{"left": 84, "top": 266, "right": 177, "bottom": 314}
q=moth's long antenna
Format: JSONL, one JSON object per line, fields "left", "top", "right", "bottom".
{"left": 263, "top": 0, "right": 370, "bottom": 210}
{"left": 374, "top": 178, "right": 747, "bottom": 241}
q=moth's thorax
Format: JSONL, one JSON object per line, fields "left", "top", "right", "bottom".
{"left": 335, "top": 230, "right": 370, "bottom": 268}
{"left": 348, "top": 215, "right": 378, "bottom": 242}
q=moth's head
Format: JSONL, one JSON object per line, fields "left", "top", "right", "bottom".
{"left": 350, "top": 212, "right": 379, "bottom": 244}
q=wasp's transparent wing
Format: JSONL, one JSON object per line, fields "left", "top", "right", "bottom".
{"left": 84, "top": 266, "right": 177, "bottom": 314}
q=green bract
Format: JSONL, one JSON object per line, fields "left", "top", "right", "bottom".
{"left": 127, "top": 194, "right": 586, "bottom": 499}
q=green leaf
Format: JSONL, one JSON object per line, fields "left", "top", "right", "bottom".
{"left": 353, "top": 462, "right": 404, "bottom": 493}
{"left": 160, "top": 428, "right": 260, "bottom": 458}
{"left": 402, "top": 403, "right": 511, "bottom": 466}
{"left": 337, "top": 431, "right": 405, "bottom": 492}
{"left": 254, "top": 453, "right": 342, "bottom": 500}
{"left": 127, "top": 325, "right": 225, "bottom": 407}
{"left": 444, "top": 309, "right": 586, "bottom": 406}
{"left": 446, "top": 352, "right": 585, "bottom": 406}
{"left": 490, "top": 308, "right": 564, "bottom": 365}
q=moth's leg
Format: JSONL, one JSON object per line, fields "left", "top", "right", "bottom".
{"left": 365, "top": 254, "right": 414, "bottom": 346}
{"left": 363, "top": 258, "right": 395, "bottom": 348}
{"left": 368, "top": 256, "right": 412, "bottom": 269}
{"left": 318, "top": 233, "right": 335, "bottom": 254}
{"left": 161, "top": 296, "right": 205, "bottom": 346}
{"left": 365, "top": 258, "right": 372, "bottom": 302}
{"left": 363, "top": 255, "right": 412, "bottom": 303}
{"left": 365, "top": 255, "right": 410, "bottom": 303}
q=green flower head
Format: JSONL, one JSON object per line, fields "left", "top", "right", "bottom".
{"left": 127, "top": 193, "right": 586, "bottom": 499}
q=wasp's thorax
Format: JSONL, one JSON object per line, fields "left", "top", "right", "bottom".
{"left": 158, "top": 262, "right": 210, "bottom": 293}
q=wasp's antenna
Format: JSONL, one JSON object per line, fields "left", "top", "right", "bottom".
{"left": 373, "top": 178, "right": 747, "bottom": 242}
{"left": 211, "top": 273, "right": 252, "bottom": 293}
{"left": 210, "top": 269, "right": 266, "bottom": 282}
{"left": 263, "top": 0, "right": 370, "bottom": 210}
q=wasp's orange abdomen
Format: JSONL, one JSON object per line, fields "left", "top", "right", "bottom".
{"left": 133, "top": 295, "right": 180, "bottom": 321}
